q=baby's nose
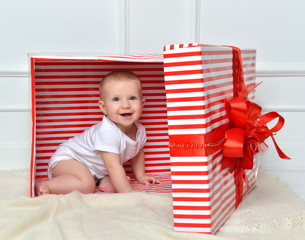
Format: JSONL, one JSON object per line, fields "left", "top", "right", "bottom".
{"left": 122, "top": 100, "right": 131, "bottom": 108}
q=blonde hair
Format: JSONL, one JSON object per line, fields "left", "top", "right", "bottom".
{"left": 99, "top": 70, "right": 142, "bottom": 99}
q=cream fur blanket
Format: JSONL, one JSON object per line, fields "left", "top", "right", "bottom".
{"left": 0, "top": 170, "right": 304, "bottom": 240}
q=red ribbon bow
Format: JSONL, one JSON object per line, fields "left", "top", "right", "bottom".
{"left": 222, "top": 83, "right": 290, "bottom": 207}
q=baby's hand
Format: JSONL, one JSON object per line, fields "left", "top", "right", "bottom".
{"left": 137, "top": 175, "right": 162, "bottom": 186}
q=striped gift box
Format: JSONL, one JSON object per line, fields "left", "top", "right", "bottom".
{"left": 163, "top": 43, "right": 257, "bottom": 234}
{"left": 29, "top": 44, "right": 257, "bottom": 234}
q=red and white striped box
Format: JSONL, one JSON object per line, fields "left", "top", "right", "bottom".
{"left": 163, "top": 43, "right": 257, "bottom": 234}
{"left": 29, "top": 44, "right": 257, "bottom": 234}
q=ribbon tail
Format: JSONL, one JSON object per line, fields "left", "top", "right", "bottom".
{"left": 270, "top": 135, "right": 291, "bottom": 159}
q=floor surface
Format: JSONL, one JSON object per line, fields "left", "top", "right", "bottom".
{"left": 266, "top": 170, "right": 305, "bottom": 201}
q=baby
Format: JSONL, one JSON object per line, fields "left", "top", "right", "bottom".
{"left": 35, "top": 70, "right": 161, "bottom": 196}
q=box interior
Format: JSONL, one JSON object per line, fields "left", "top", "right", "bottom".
{"left": 32, "top": 59, "right": 172, "bottom": 193}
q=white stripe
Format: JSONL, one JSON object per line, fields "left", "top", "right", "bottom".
{"left": 143, "top": 148, "right": 169, "bottom": 153}
{"left": 145, "top": 166, "right": 170, "bottom": 170}
{"left": 173, "top": 200, "right": 209, "bottom": 207}
{"left": 168, "top": 118, "right": 229, "bottom": 135}
{"left": 145, "top": 141, "right": 169, "bottom": 146}
{"left": 172, "top": 184, "right": 210, "bottom": 189}
{"left": 164, "top": 62, "right": 232, "bottom": 72}
{"left": 174, "top": 218, "right": 211, "bottom": 224}
{"left": 167, "top": 111, "right": 226, "bottom": 126}
{"left": 174, "top": 227, "right": 211, "bottom": 233}
{"left": 163, "top": 56, "right": 203, "bottom": 63}
{"left": 171, "top": 166, "right": 208, "bottom": 172}
{"left": 170, "top": 156, "right": 208, "bottom": 162}
{"left": 173, "top": 210, "right": 211, "bottom": 216}
{"left": 144, "top": 154, "right": 170, "bottom": 158}
{"left": 164, "top": 73, "right": 203, "bottom": 81}
{"left": 172, "top": 192, "right": 211, "bottom": 198}
{"left": 165, "top": 77, "right": 232, "bottom": 90}
{"left": 171, "top": 175, "right": 210, "bottom": 181}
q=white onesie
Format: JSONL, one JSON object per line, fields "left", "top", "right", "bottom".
{"left": 48, "top": 116, "right": 147, "bottom": 180}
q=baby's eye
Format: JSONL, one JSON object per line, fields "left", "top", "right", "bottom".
{"left": 113, "top": 97, "right": 120, "bottom": 101}
{"left": 130, "top": 96, "right": 137, "bottom": 100}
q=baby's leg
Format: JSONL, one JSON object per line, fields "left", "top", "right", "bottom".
{"left": 99, "top": 175, "right": 130, "bottom": 193}
{"left": 36, "top": 160, "right": 96, "bottom": 196}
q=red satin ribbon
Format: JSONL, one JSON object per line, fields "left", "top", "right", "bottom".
{"left": 222, "top": 47, "right": 290, "bottom": 208}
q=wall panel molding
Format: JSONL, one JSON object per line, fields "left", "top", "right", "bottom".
{"left": 188, "top": 0, "right": 201, "bottom": 43}
{"left": 0, "top": 72, "right": 29, "bottom": 77}
{"left": 117, "top": 0, "right": 130, "bottom": 54}
{"left": 0, "top": 106, "right": 30, "bottom": 112}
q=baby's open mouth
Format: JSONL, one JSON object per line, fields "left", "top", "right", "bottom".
{"left": 120, "top": 113, "right": 132, "bottom": 117}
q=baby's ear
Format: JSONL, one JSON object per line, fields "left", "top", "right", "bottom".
{"left": 98, "top": 100, "right": 107, "bottom": 114}
{"left": 141, "top": 98, "right": 146, "bottom": 106}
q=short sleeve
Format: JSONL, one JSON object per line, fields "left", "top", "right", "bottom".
{"left": 93, "top": 127, "right": 121, "bottom": 154}
{"left": 138, "top": 123, "right": 147, "bottom": 149}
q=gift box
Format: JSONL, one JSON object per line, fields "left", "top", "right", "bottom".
{"left": 29, "top": 43, "right": 286, "bottom": 234}
{"left": 163, "top": 44, "right": 257, "bottom": 233}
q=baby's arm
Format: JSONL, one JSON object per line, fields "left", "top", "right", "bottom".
{"left": 130, "top": 149, "right": 162, "bottom": 185}
{"left": 100, "top": 151, "right": 141, "bottom": 193}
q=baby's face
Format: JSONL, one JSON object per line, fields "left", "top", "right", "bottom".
{"left": 98, "top": 78, "right": 145, "bottom": 132}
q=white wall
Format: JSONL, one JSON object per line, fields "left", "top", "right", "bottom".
{"left": 0, "top": 0, "right": 304, "bottom": 171}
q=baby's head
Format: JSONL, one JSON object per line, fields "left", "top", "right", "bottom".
{"left": 98, "top": 70, "right": 145, "bottom": 131}
{"left": 99, "top": 70, "right": 143, "bottom": 100}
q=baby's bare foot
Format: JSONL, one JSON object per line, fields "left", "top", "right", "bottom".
{"left": 98, "top": 176, "right": 131, "bottom": 193}
{"left": 99, "top": 176, "right": 116, "bottom": 193}
{"left": 35, "top": 182, "right": 50, "bottom": 196}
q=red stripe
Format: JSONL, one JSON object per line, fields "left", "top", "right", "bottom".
{"left": 174, "top": 222, "right": 211, "bottom": 228}
{"left": 35, "top": 81, "right": 100, "bottom": 85}
{"left": 171, "top": 171, "right": 209, "bottom": 176}
{"left": 172, "top": 179, "right": 209, "bottom": 185}
{"left": 171, "top": 162, "right": 208, "bottom": 167}
{"left": 36, "top": 94, "right": 99, "bottom": 99}
{"left": 35, "top": 67, "right": 163, "bottom": 72}
{"left": 166, "top": 87, "right": 205, "bottom": 94}
{"left": 145, "top": 169, "right": 170, "bottom": 173}
{"left": 36, "top": 106, "right": 99, "bottom": 111}
{"left": 35, "top": 87, "right": 98, "bottom": 92}
{"left": 35, "top": 74, "right": 164, "bottom": 79}
{"left": 174, "top": 214, "right": 211, "bottom": 219}
{"left": 36, "top": 112, "right": 100, "bottom": 117}
{"left": 36, "top": 118, "right": 102, "bottom": 123}
{"left": 164, "top": 69, "right": 203, "bottom": 76}
{"left": 173, "top": 205, "right": 211, "bottom": 211}
{"left": 37, "top": 143, "right": 60, "bottom": 147}
{"left": 36, "top": 163, "right": 48, "bottom": 167}
{"left": 35, "top": 174, "right": 48, "bottom": 178}
{"left": 35, "top": 61, "right": 163, "bottom": 66}
{"left": 173, "top": 197, "right": 210, "bottom": 202}
{"left": 164, "top": 60, "right": 202, "bottom": 67}
{"left": 30, "top": 57, "right": 36, "bottom": 198}
{"left": 164, "top": 78, "right": 203, "bottom": 85}
{"left": 145, "top": 163, "right": 170, "bottom": 168}
{"left": 37, "top": 100, "right": 99, "bottom": 105}
{"left": 164, "top": 51, "right": 202, "bottom": 59}
{"left": 143, "top": 145, "right": 168, "bottom": 149}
